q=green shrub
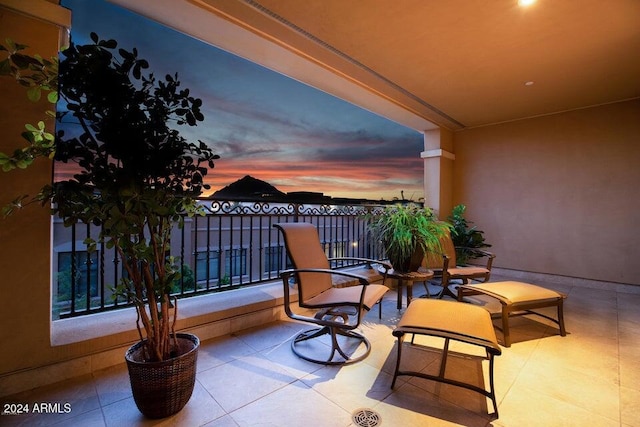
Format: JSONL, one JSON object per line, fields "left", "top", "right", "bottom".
{"left": 448, "top": 204, "right": 491, "bottom": 265}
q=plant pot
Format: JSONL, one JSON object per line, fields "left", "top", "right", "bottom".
{"left": 125, "top": 333, "right": 199, "bottom": 419}
{"left": 390, "top": 246, "right": 425, "bottom": 273}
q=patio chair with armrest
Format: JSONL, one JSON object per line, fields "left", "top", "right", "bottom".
{"left": 273, "top": 222, "right": 391, "bottom": 365}
{"left": 423, "top": 230, "right": 495, "bottom": 299}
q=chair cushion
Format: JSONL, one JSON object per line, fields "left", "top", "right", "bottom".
{"left": 465, "top": 281, "right": 565, "bottom": 305}
{"left": 305, "top": 284, "right": 388, "bottom": 311}
{"left": 276, "top": 222, "right": 333, "bottom": 299}
{"left": 448, "top": 266, "right": 489, "bottom": 276}
{"left": 395, "top": 299, "right": 500, "bottom": 350}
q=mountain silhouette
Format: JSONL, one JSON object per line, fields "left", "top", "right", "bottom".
{"left": 211, "top": 175, "right": 400, "bottom": 205}
{"left": 212, "top": 175, "right": 286, "bottom": 200}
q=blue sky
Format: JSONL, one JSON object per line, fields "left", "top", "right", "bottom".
{"left": 60, "top": 0, "right": 425, "bottom": 201}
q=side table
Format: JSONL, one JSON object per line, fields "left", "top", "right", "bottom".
{"left": 380, "top": 267, "right": 434, "bottom": 309}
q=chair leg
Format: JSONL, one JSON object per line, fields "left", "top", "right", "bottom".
{"left": 437, "top": 276, "right": 449, "bottom": 299}
{"left": 294, "top": 325, "right": 332, "bottom": 342}
{"left": 501, "top": 307, "right": 511, "bottom": 347}
{"left": 558, "top": 299, "right": 567, "bottom": 336}
{"left": 439, "top": 338, "right": 450, "bottom": 377}
{"left": 291, "top": 326, "right": 371, "bottom": 365}
{"left": 488, "top": 352, "right": 499, "bottom": 418}
{"left": 391, "top": 334, "right": 405, "bottom": 388}
{"left": 421, "top": 280, "right": 432, "bottom": 298}
{"left": 438, "top": 276, "right": 462, "bottom": 299}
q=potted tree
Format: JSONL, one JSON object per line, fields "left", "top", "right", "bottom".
{"left": 366, "top": 204, "right": 451, "bottom": 273}
{"left": 1, "top": 33, "right": 219, "bottom": 418}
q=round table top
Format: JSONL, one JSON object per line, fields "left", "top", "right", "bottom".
{"left": 378, "top": 266, "right": 434, "bottom": 280}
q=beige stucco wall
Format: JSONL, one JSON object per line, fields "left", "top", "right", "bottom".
{"left": 452, "top": 99, "right": 640, "bottom": 285}
{"left": 0, "top": 5, "right": 63, "bottom": 382}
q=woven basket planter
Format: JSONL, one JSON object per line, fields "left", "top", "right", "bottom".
{"left": 125, "top": 333, "right": 199, "bottom": 419}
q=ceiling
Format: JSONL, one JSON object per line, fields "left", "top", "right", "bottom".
{"left": 116, "top": 0, "right": 640, "bottom": 131}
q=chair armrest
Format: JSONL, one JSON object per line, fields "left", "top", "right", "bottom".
{"left": 327, "top": 257, "right": 392, "bottom": 271}
{"left": 330, "top": 258, "right": 391, "bottom": 286}
{"left": 442, "top": 254, "right": 451, "bottom": 271}
{"left": 280, "top": 268, "right": 371, "bottom": 286}
{"left": 454, "top": 247, "right": 495, "bottom": 269}
{"left": 279, "top": 268, "right": 375, "bottom": 328}
{"left": 454, "top": 247, "right": 495, "bottom": 258}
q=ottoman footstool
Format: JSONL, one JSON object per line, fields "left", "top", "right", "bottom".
{"left": 458, "top": 281, "right": 567, "bottom": 347}
{"left": 391, "top": 299, "right": 502, "bottom": 417}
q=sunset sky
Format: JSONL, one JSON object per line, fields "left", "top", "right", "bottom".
{"left": 60, "top": 0, "right": 425, "bottom": 201}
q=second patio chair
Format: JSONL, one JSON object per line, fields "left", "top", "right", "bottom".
{"left": 274, "top": 222, "right": 390, "bottom": 365}
{"left": 423, "top": 230, "right": 495, "bottom": 299}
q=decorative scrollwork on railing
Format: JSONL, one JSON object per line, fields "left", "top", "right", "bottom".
{"left": 364, "top": 205, "right": 387, "bottom": 216}
{"left": 297, "top": 203, "right": 373, "bottom": 216}
{"left": 199, "top": 199, "right": 389, "bottom": 217}
{"left": 201, "top": 199, "right": 298, "bottom": 215}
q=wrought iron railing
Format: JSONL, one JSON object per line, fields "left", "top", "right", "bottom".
{"left": 52, "top": 199, "right": 389, "bottom": 319}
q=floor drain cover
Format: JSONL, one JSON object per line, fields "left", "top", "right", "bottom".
{"left": 352, "top": 408, "right": 382, "bottom": 427}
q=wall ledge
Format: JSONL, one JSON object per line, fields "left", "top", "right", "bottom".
{"left": 1, "top": 281, "right": 289, "bottom": 397}
{"left": 51, "top": 281, "right": 288, "bottom": 346}
{"left": 1, "top": 265, "right": 380, "bottom": 397}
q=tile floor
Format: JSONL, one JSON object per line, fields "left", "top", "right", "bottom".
{"left": 2, "top": 274, "right": 639, "bottom": 427}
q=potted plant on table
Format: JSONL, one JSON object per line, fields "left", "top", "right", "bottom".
{"left": 366, "top": 204, "right": 451, "bottom": 273}
{"left": 1, "top": 33, "right": 219, "bottom": 418}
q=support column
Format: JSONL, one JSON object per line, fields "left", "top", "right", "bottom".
{"left": 0, "top": 0, "right": 71, "bottom": 392}
{"left": 421, "top": 128, "right": 455, "bottom": 219}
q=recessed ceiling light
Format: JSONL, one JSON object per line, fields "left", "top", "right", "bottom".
{"left": 518, "top": 0, "right": 536, "bottom": 6}
{"left": 525, "top": 81, "right": 535, "bottom": 86}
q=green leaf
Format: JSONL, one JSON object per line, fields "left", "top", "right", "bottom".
{"left": 5, "top": 38, "right": 17, "bottom": 50}
{"left": 27, "top": 86, "right": 41, "bottom": 102}
{"left": 103, "top": 39, "right": 117, "bottom": 49}
{"left": 0, "top": 58, "right": 10, "bottom": 75}
{"left": 11, "top": 53, "right": 32, "bottom": 68}
{"left": 47, "top": 91, "right": 58, "bottom": 104}
{"left": 16, "top": 159, "right": 30, "bottom": 169}
{"left": 13, "top": 42, "right": 28, "bottom": 51}
{"left": 83, "top": 238, "right": 97, "bottom": 253}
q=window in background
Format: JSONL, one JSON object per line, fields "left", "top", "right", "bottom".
{"left": 195, "top": 250, "right": 220, "bottom": 282}
{"left": 226, "top": 248, "right": 247, "bottom": 278}
{"left": 264, "top": 245, "right": 284, "bottom": 274}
